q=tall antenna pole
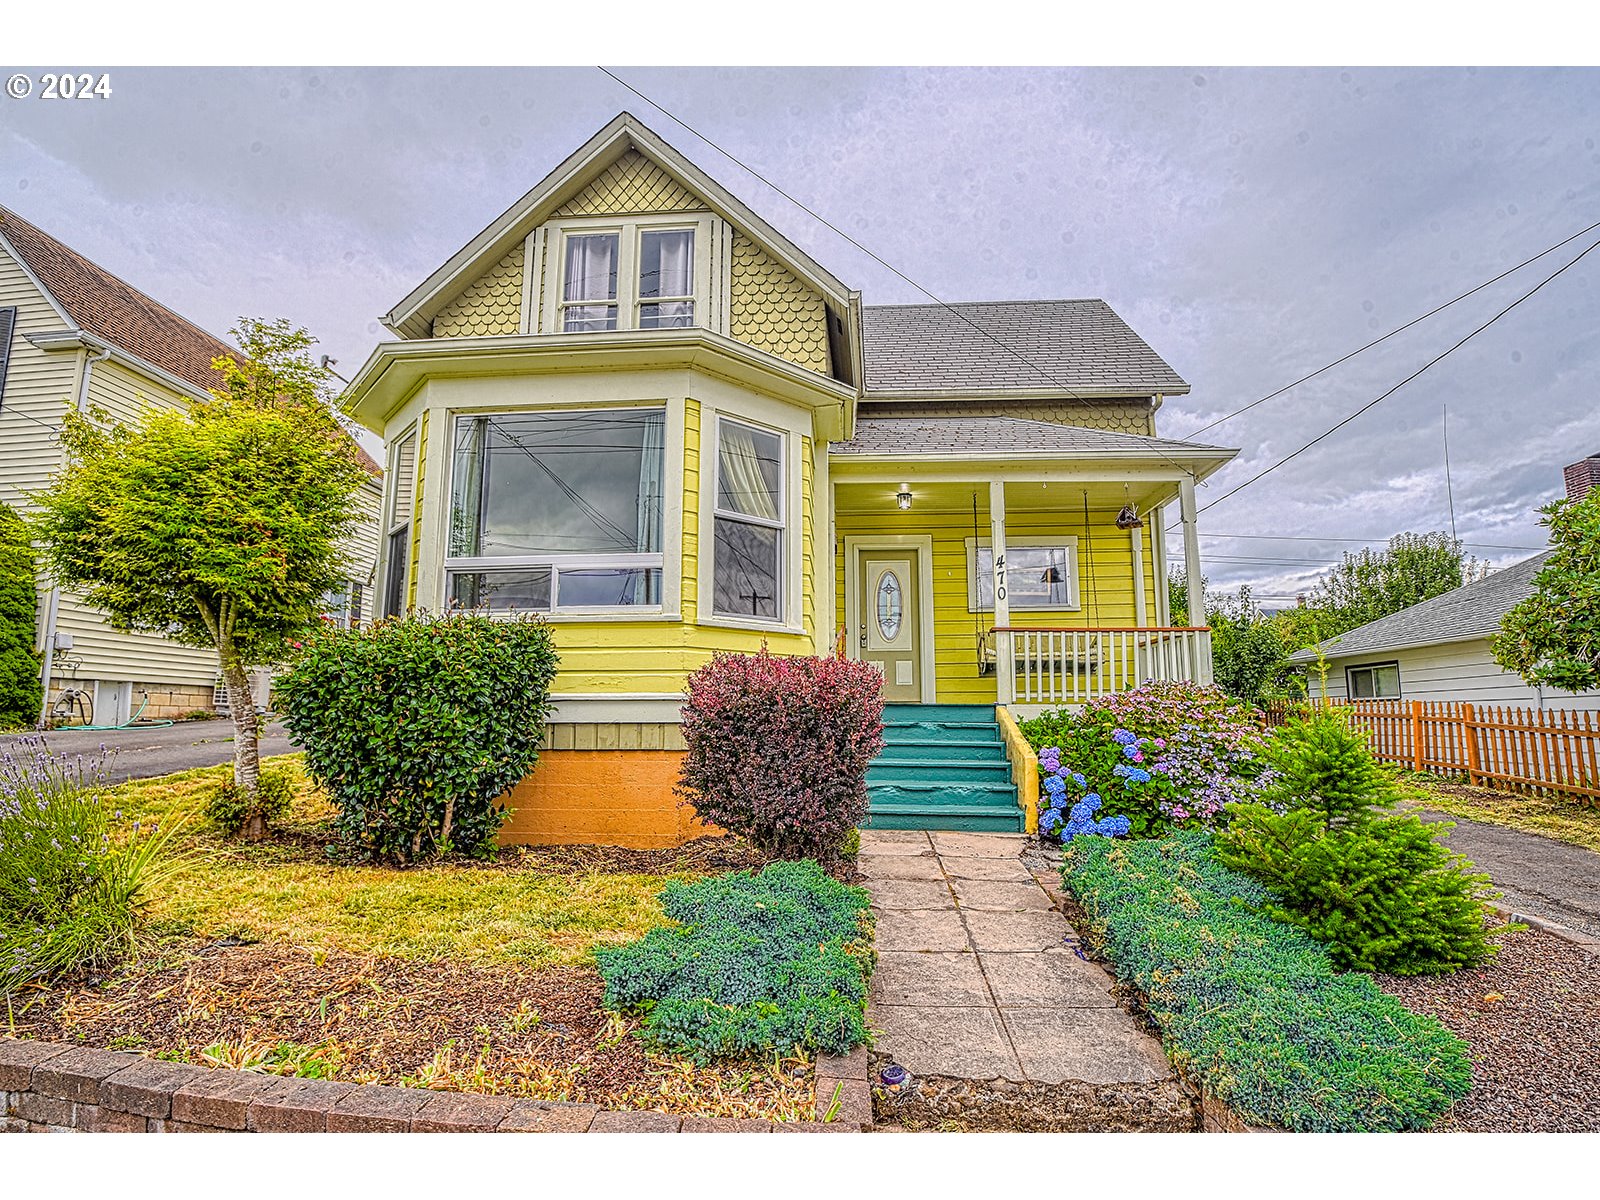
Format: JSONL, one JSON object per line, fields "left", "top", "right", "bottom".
{"left": 1443, "top": 402, "right": 1458, "bottom": 544}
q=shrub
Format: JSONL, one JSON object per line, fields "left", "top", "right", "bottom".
{"left": 1064, "top": 831, "right": 1471, "bottom": 1131}
{"left": 1, "top": 737, "right": 181, "bottom": 993}
{"left": 1216, "top": 712, "right": 1501, "bottom": 974}
{"left": 276, "top": 613, "right": 559, "bottom": 864}
{"left": 204, "top": 765, "right": 295, "bottom": 837}
{"left": 1022, "top": 680, "right": 1273, "bottom": 836}
{"left": 0, "top": 504, "right": 42, "bottom": 729}
{"left": 596, "top": 860, "right": 873, "bottom": 1061}
{"left": 677, "top": 648, "right": 884, "bottom": 863}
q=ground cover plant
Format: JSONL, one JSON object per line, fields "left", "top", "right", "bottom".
{"left": 597, "top": 860, "right": 873, "bottom": 1061}
{"left": 1022, "top": 680, "right": 1273, "bottom": 837}
{"left": 1218, "top": 712, "right": 1502, "bottom": 974}
{"left": 1064, "top": 830, "right": 1472, "bottom": 1131}
{"left": 1, "top": 738, "right": 180, "bottom": 993}
{"left": 677, "top": 648, "right": 884, "bottom": 863}
{"left": 278, "top": 612, "right": 558, "bottom": 863}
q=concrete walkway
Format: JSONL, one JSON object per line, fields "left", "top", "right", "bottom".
{"left": 861, "top": 830, "right": 1172, "bottom": 1087}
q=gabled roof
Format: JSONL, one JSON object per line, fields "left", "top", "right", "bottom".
{"left": 1288, "top": 552, "right": 1553, "bottom": 663}
{"left": 384, "top": 112, "right": 860, "bottom": 346}
{"left": 829, "top": 414, "right": 1232, "bottom": 461}
{"left": 0, "top": 204, "right": 236, "bottom": 394}
{"left": 861, "top": 300, "right": 1189, "bottom": 396}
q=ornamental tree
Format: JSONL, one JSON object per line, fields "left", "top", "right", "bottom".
{"left": 0, "top": 503, "right": 43, "bottom": 728}
{"left": 1492, "top": 490, "right": 1600, "bottom": 693}
{"left": 31, "top": 319, "right": 367, "bottom": 834}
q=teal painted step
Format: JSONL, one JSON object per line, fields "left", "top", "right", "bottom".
{"left": 864, "top": 804, "right": 1024, "bottom": 832}
{"left": 878, "top": 736, "right": 1007, "bottom": 760}
{"left": 867, "top": 780, "right": 1017, "bottom": 808}
{"left": 868, "top": 758, "right": 1013, "bottom": 784}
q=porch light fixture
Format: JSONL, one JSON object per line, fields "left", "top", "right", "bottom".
{"left": 895, "top": 483, "right": 913, "bottom": 510}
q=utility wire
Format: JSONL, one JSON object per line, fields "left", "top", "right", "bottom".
{"left": 1160, "top": 530, "right": 1545, "bottom": 551}
{"left": 1187, "top": 215, "right": 1600, "bottom": 438}
{"left": 595, "top": 67, "right": 1205, "bottom": 481}
{"left": 1198, "top": 234, "right": 1600, "bottom": 515}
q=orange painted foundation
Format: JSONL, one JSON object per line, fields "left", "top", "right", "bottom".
{"left": 496, "top": 748, "right": 716, "bottom": 849}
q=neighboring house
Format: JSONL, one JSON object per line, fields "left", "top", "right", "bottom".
{"left": 342, "top": 112, "right": 1238, "bottom": 845}
{"left": 0, "top": 205, "right": 384, "bottom": 725}
{"left": 1290, "top": 458, "right": 1600, "bottom": 712}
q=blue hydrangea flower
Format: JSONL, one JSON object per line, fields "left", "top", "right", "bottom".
{"left": 1043, "top": 774, "right": 1067, "bottom": 796}
{"left": 1071, "top": 773, "right": 1086, "bottom": 787}
{"left": 1069, "top": 800, "right": 1095, "bottom": 823}
{"left": 1111, "top": 729, "right": 1137, "bottom": 746}
{"left": 1082, "top": 793, "right": 1102, "bottom": 812}
{"left": 1122, "top": 742, "right": 1143, "bottom": 760}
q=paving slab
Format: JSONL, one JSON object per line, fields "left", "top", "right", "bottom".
{"left": 930, "top": 831, "right": 1027, "bottom": 858}
{"left": 964, "top": 909, "right": 1074, "bottom": 952}
{"left": 858, "top": 854, "right": 947, "bottom": 881}
{"left": 867, "top": 878, "right": 954, "bottom": 910}
{"left": 872, "top": 1005, "right": 1023, "bottom": 1081}
{"left": 860, "top": 831, "right": 933, "bottom": 856}
{"left": 980, "top": 949, "right": 1117, "bottom": 1008}
{"left": 951, "top": 878, "right": 1054, "bottom": 912}
{"left": 872, "top": 951, "right": 990, "bottom": 1007}
{"left": 941, "top": 855, "right": 1034, "bottom": 882}
{"left": 1001, "top": 1007, "right": 1174, "bottom": 1085}
{"left": 872, "top": 906, "right": 970, "bottom": 952}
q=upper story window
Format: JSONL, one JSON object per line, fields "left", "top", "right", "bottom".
{"left": 445, "top": 407, "right": 665, "bottom": 613}
{"left": 712, "top": 417, "right": 784, "bottom": 622}
{"left": 553, "top": 218, "right": 704, "bottom": 334}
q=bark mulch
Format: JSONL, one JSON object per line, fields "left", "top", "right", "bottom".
{"left": 1376, "top": 926, "right": 1600, "bottom": 1132}
{"left": 14, "top": 940, "right": 813, "bottom": 1120}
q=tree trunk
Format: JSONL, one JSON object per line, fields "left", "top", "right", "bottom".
{"left": 218, "top": 639, "right": 263, "bottom": 839}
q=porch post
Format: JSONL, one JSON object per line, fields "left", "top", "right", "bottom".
{"left": 1178, "top": 473, "right": 1202, "bottom": 624}
{"left": 1130, "top": 523, "right": 1148, "bottom": 627}
{"left": 989, "top": 479, "right": 1013, "bottom": 704}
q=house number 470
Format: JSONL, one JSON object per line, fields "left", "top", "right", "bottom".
{"left": 993, "top": 553, "right": 1007, "bottom": 603}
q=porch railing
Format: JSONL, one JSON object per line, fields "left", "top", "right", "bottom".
{"left": 990, "top": 626, "right": 1214, "bottom": 706}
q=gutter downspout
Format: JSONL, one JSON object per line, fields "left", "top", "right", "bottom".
{"left": 37, "top": 341, "right": 111, "bottom": 728}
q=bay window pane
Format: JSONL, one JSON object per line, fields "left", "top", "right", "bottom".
{"left": 557, "top": 567, "right": 662, "bottom": 607}
{"left": 639, "top": 229, "right": 693, "bottom": 298}
{"left": 450, "top": 410, "right": 665, "bottom": 558}
{"left": 713, "top": 519, "right": 780, "bottom": 619}
{"left": 639, "top": 300, "right": 694, "bottom": 329}
{"left": 717, "top": 423, "right": 782, "bottom": 521}
{"left": 563, "top": 304, "right": 618, "bottom": 332}
{"left": 448, "top": 567, "right": 552, "bottom": 612}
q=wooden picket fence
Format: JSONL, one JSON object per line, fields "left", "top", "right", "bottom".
{"left": 1261, "top": 698, "right": 1600, "bottom": 807}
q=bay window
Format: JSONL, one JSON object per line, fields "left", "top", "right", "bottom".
{"left": 556, "top": 220, "right": 701, "bottom": 333}
{"left": 446, "top": 408, "right": 665, "bottom": 612}
{"left": 712, "top": 418, "right": 784, "bottom": 622}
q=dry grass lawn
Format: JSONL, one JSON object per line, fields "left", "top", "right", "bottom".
{"left": 1398, "top": 773, "right": 1600, "bottom": 854}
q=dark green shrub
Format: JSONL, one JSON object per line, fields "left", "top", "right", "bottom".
{"left": 2, "top": 737, "right": 181, "bottom": 993}
{"left": 1064, "top": 831, "right": 1471, "bottom": 1131}
{"left": 0, "top": 503, "right": 43, "bottom": 729}
{"left": 204, "top": 766, "right": 295, "bottom": 836}
{"left": 1217, "top": 713, "right": 1501, "bottom": 974}
{"left": 597, "top": 860, "right": 874, "bottom": 1061}
{"left": 276, "top": 614, "right": 558, "bottom": 864}
{"left": 677, "top": 648, "right": 883, "bottom": 864}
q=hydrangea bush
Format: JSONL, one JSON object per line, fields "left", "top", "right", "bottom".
{"left": 1024, "top": 680, "right": 1274, "bottom": 839}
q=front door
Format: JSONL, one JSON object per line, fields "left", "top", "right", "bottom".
{"left": 859, "top": 549, "right": 921, "bottom": 702}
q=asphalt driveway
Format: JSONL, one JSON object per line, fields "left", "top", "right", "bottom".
{"left": 5, "top": 719, "right": 296, "bottom": 784}
{"left": 1423, "top": 811, "right": 1600, "bottom": 940}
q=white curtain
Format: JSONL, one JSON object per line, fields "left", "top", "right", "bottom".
{"left": 654, "top": 230, "right": 692, "bottom": 297}
{"left": 565, "top": 234, "right": 617, "bottom": 301}
{"left": 719, "top": 424, "right": 779, "bottom": 521}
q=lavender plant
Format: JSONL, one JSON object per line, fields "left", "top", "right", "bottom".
{"left": 0, "top": 737, "right": 181, "bottom": 993}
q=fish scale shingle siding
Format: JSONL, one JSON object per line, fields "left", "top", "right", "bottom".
{"left": 432, "top": 244, "right": 524, "bottom": 338}
{"left": 728, "top": 233, "right": 830, "bottom": 375}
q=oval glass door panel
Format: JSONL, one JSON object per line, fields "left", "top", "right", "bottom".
{"left": 876, "top": 570, "right": 904, "bottom": 641}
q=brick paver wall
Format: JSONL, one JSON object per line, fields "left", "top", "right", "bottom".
{"left": 1, "top": 1040, "right": 872, "bottom": 1133}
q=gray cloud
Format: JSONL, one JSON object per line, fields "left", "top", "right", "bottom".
{"left": 5, "top": 66, "right": 1597, "bottom": 599}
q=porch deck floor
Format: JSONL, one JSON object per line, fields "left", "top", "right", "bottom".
{"left": 860, "top": 830, "right": 1173, "bottom": 1087}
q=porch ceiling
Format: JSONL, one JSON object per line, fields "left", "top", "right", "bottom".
{"left": 833, "top": 476, "right": 1178, "bottom": 517}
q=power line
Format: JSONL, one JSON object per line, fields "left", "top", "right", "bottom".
{"left": 594, "top": 66, "right": 1204, "bottom": 481}
{"left": 1187, "top": 214, "right": 1600, "bottom": 438}
{"left": 1199, "top": 233, "right": 1600, "bottom": 514}
{"left": 1160, "top": 530, "right": 1546, "bottom": 552}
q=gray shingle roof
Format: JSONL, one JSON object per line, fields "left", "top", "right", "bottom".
{"left": 861, "top": 300, "right": 1188, "bottom": 395}
{"left": 1287, "top": 552, "right": 1553, "bottom": 662}
{"left": 828, "top": 415, "right": 1232, "bottom": 459}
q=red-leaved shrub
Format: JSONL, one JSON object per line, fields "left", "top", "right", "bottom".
{"left": 677, "top": 648, "right": 885, "bottom": 863}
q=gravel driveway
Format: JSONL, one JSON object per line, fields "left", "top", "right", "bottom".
{"left": 4, "top": 720, "right": 296, "bottom": 783}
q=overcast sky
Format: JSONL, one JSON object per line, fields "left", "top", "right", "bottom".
{"left": 6, "top": 66, "right": 1598, "bottom": 602}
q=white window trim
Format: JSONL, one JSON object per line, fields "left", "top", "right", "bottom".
{"left": 708, "top": 414, "right": 786, "bottom": 627}
{"left": 964, "top": 536, "right": 1081, "bottom": 613}
{"left": 380, "top": 426, "right": 419, "bottom": 618}
{"left": 1346, "top": 661, "right": 1402, "bottom": 700}
{"left": 441, "top": 406, "right": 672, "bottom": 617}
{"left": 539, "top": 213, "right": 714, "bottom": 336}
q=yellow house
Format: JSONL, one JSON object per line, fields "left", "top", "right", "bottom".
{"left": 342, "top": 113, "right": 1237, "bottom": 845}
